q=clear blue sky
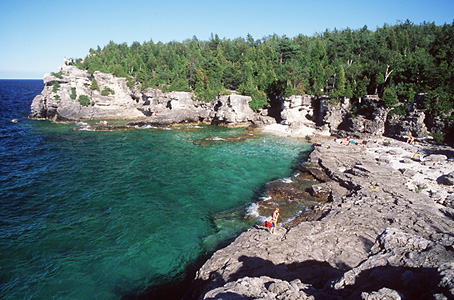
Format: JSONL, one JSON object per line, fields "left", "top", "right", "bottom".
{"left": 0, "top": 0, "right": 453, "bottom": 79}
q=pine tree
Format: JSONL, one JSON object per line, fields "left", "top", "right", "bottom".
{"left": 90, "top": 78, "right": 99, "bottom": 91}
{"left": 382, "top": 87, "right": 399, "bottom": 107}
{"left": 336, "top": 65, "right": 346, "bottom": 98}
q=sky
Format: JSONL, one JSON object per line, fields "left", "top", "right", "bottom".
{"left": 0, "top": 0, "right": 453, "bottom": 79}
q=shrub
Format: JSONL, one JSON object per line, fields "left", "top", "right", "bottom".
{"left": 101, "top": 87, "right": 115, "bottom": 96}
{"left": 416, "top": 183, "right": 427, "bottom": 193}
{"left": 431, "top": 132, "right": 445, "bottom": 143}
{"left": 70, "top": 87, "right": 77, "bottom": 100}
{"left": 238, "top": 78, "right": 268, "bottom": 111}
{"left": 328, "top": 98, "right": 339, "bottom": 105}
{"left": 126, "top": 78, "right": 135, "bottom": 89}
{"left": 52, "top": 81, "right": 60, "bottom": 93}
{"left": 90, "top": 78, "right": 99, "bottom": 90}
{"left": 78, "top": 95, "right": 90, "bottom": 106}
{"left": 51, "top": 72, "right": 63, "bottom": 79}
{"left": 249, "top": 88, "right": 268, "bottom": 111}
{"left": 424, "top": 90, "right": 453, "bottom": 116}
{"left": 389, "top": 103, "right": 408, "bottom": 116}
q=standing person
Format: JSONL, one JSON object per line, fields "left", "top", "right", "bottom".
{"left": 270, "top": 208, "right": 280, "bottom": 234}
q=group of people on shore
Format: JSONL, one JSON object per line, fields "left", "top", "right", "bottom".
{"left": 337, "top": 138, "right": 368, "bottom": 147}
{"left": 263, "top": 133, "right": 420, "bottom": 234}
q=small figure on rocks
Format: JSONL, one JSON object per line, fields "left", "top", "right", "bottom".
{"left": 269, "top": 207, "right": 280, "bottom": 234}
{"left": 314, "top": 143, "right": 330, "bottom": 149}
{"left": 342, "top": 138, "right": 359, "bottom": 146}
{"left": 64, "top": 57, "right": 73, "bottom": 66}
{"left": 406, "top": 134, "right": 415, "bottom": 144}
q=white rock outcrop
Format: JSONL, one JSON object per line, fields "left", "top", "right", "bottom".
{"left": 30, "top": 65, "right": 266, "bottom": 126}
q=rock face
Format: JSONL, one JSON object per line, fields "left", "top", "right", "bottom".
{"left": 387, "top": 103, "right": 428, "bottom": 139}
{"left": 30, "top": 65, "right": 265, "bottom": 126}
{"left": 31, "top": 66, "right": 145, "bottom": 121}
{"left": 280, "top": 95, "right": 316, "bottom": 129}
{"left": 185, "top": 138, "right": 454, "bottom": 300}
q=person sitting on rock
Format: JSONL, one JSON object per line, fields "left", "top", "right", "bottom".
{"left": 270, "top": 207, "right": 280, "bottom": 234}
{"left": 407, "top": 134, "right": 415, "bottom": 144}
{"left": 358, "top": 140, "right": 368, "bottom": 147}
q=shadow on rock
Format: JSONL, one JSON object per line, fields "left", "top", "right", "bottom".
{"left": 336, "top": 265, "right": 446, "bottom": 300}
{"left": 186, "top": 255, "right": 452, "bottom": 300}
{"left": 185, "top": 256, "right": 343, "bottom": 299}
{"left": 231, "top": 256, "right": 344, "bottom": 290}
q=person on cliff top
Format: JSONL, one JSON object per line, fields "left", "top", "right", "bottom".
{"left": 407, "top": 134, "right": 415, "bottom": 144}
{"left": 270, "top": 208, "right": 280, "bottom": 234}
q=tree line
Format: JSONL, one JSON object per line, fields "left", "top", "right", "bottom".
{"left": 76, "top": 20, "right": 454, "bottom": 115}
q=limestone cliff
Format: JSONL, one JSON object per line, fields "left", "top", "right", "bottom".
{"left": 30, "top": 65, "right": 436, "bottom": 140}
{"left": 31, "top": 65, "right": 145, "bottom": 121}
{"left": 30, "top": 65, "right": 271, "bottom": 126}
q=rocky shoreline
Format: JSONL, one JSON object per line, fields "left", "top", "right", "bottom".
{"left": 184, "top": 136, "right": 454, "bottom": 300}
{"left": 29, "top": 65, "right": 454, "bottom": 299}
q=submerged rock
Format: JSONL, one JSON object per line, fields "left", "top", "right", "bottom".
{"left": 192, "top": 134, "right": 259, "bottom": 146}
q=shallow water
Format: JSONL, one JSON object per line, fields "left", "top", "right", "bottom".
{"left": 0, "top": 80, "right": 312, "bottom": 299}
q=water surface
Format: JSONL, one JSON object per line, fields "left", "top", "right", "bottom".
{"left": 0, "top": 80, "right": 312, "bottom": 299}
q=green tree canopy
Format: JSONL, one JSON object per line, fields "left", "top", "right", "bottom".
{"left": 75, "top": 21, "right": 454, "bottom": 114}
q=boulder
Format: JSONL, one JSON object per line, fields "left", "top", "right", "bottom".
{"left": 444, "top": 195, "right": 454, "bottom": 209}
{"left": 344, "top": 107, "right": 388, "bottom": 136}
{"left": 210, "top": 95, "right": 256, "bottom": 125}
{"left": 441, "top": 171, "right": 454, "bottom": 186}
{"left": 425, "top": 154, "right": 448, "bottom": 162}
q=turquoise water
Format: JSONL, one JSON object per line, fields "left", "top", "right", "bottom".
{"left": 0, "top": 80, "right": 312, "bottom": 299}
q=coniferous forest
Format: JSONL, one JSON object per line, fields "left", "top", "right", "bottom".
{"left": 75, "top": 20, "right": 454, "bottom": 118}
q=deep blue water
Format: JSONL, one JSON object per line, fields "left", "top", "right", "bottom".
{"left": 0, "top": 80, "right": 312, "bottom": 299}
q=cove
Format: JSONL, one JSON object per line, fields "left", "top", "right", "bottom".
{"left": 1, "top": 97, "right": 312, "bottom": 300}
